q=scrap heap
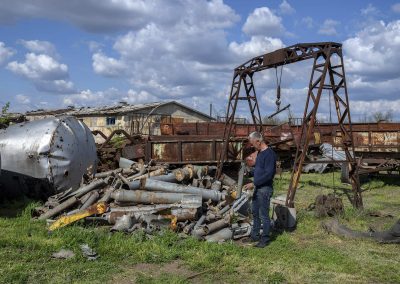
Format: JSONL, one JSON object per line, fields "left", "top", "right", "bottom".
{"left": 34, "top": 160, "right": 252, "bottom": 243}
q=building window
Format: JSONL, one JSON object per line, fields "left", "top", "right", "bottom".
{"left": 106, "top": 117, "right": 116, "bottom": 125}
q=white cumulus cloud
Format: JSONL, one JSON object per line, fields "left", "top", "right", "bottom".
{"left": 15, "top": 94, "right": 31, "bottom": 104}
{"left": 0, "top": 42, "right": 15, "bottom": 65}
{"left": 279, "top": 0, "right": 295, "bottom": 15}
{"left": 318, "top": 19, "right": 340, "bottom": 36}
{"left": 7, "top": 50, "right": 74, "bottom": 93}
{"left": 17, "top": 40, "right": 57, "bottom": 56}
{"left": 242, "top": 7, "right": 285, "bottom": 37}
{"left": 92, "top": 52, "right": 126, "bottom": 77}
{"left": 229, "top": 36, "right": 284, "bottom": 59}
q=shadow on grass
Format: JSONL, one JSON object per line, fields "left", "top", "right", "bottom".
{"left": 364, "top": 174, "right": 400, "bottom": 187}
{"left": 0, "top": 197, "right": 34, "bottom": 218}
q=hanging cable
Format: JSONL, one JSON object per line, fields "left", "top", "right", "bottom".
{"left": 275, "top": 65, "right": 283, "bottom": 112}
{"left": 328, "top": 89, "right": 336, "bottom": 196}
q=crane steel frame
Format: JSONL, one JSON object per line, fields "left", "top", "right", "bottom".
{"left": 216, "top": 42, "right": 363, "bottom": 209}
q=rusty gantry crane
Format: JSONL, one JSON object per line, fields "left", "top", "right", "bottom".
{"left": 216, "top": 42, "right": 363, "bottom": 209}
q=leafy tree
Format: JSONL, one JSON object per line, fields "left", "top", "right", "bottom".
{"left": 0, "top": 102, "right": 11, "bottom": 126}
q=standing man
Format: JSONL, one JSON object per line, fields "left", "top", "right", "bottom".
{"left": 243, "top": 131, "right": 276, "bottom": 248}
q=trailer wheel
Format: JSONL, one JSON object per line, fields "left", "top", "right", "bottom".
{"left": 341, "top": 163, "right": 350, "bottom": 184}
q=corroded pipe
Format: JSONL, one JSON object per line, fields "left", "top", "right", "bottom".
{"left": 111, "top": 189, "right": 201, "bottom": 205}
{"left": 205, "top": 228, "right": 233, "bottom": 242}
{"left": 128, "top": 179, "right": 224, "bottom": 202}
{"left": 205, "top": 216, "right": 230, "bottom": 234}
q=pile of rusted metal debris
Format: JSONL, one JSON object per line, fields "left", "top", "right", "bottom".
{"left": 33, "top": 160, "right": 252, "bottom": 243}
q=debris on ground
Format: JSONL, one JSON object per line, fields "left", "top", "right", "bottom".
{"left": 314, "top": 194, "right": 344, "bottom": 217}
{"left": 51, "top": 249, "right": 75, "bottom": 259}
{"left": 303, "top": 143, "right": 350, "bottom": 174}
{"left": 80, "top": 244, "right": 99, "bottom": 260}
{"left": 322, "top": 218, "right": 400, "bottom": 243}
{"left": 33, "top": 160, "right": 252, "bottom": 243}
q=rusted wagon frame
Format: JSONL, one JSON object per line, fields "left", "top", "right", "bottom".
{"left": 145, "top": 136, "right": 246, "bottom": 164}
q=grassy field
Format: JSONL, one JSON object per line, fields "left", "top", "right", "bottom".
{"left": 0, "top": 172, "right": 399, "bottom": 283}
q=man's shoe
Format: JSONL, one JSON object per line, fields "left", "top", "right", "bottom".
{"left": 242, "top": 236, "right": 260, "bottom": 243}
{"left": 254, "top": 241, "right": 270, "bottom": 248}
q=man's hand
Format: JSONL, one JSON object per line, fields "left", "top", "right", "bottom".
{"left": 243, "top": 182, "right": 254, "bottom": 191}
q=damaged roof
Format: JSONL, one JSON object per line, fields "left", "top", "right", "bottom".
{"left": 26, "top": 101, "right": 215, "bottom": 120}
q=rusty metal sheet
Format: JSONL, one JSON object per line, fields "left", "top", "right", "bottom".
{"left": 371, "top": 132, "right": 398, "bottom": 146}
{"left": 151, "top": 142, "right": 179, "bottom": 162}
{"left": 182, "top": 142, "right": 213, "bottom": 162}
{"left": 122, "top": 144, "right": 145, "bottom": 159}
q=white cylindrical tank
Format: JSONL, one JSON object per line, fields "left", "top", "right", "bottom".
{"left": 0, "top": 116, "right": 97, "bottom": 198}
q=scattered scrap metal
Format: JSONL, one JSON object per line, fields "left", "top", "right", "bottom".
{"left": 322, "top": 218, "right": 400, "bottom": 244}
{"left": 34, "top": 161, "right": 252, "bottom": 243}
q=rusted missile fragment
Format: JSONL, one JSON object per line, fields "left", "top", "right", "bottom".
{"left": 211, "top": 180, "right": 222, "bottom": 191}
{"left": 38, "top": 179, "right": 106, "bottom": 220}
{"left": 205, "top": 228, "right": 233, "bottom": 242}
{"left": 219, "top": 174, "right": 237, "bottom": 187}
{"left": 127, "top": 163, "right": 146, "bottom": 181}
{"left": 128, "top": 167, "right": 165, "bottom": 182}
{"left": 61, "top": 179, "right": 107, "bottom": 200}
{"left": 204, "top": 216, "right": 230, "bottom": 235}
{"left": 39, "top": 196, "right": 79, "bottom": 221}
{"left": 174, "top": 165, "right": 209, "bottom": 182}
{"left": 111, "top": 189, "right": 202, "bottom": 205}
{"left": 80, "top": 191, "right": 100, "bottom": 210}
{"left": 150, "top": 172, "right": 177, "bottom": 183}
{"left": 192, "top": 226, "right": 207, "bottom": 238}
{"left": 171, "top": 208, "right": 197, "bottom": 221}
{"left": 174, "top": 167, "right": 193, "bottom": 182}
{"left": 98, "top": 186, "right": 114, "bottom": 203}
{"left": 128, "top": 179, "right": 224, "bottom": 202}
{"left": 49, "top": 202, "right": 108, "bottom": 231}
{"left": 94, "top": 168, "right": 135, "bottom": 179}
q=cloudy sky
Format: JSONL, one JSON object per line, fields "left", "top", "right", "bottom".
{"left": 0, "top": 0, "right": 399, "bottom": 121}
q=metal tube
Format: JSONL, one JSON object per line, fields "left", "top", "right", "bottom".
{"left": 127, "top": 164, "right": 146, "bottom": 181}
{"left": 98, "top": 186, "right": 114, "bottom": 203}
{"left": 205, "top": 217, "right": 230, "bottom": 234}
{"left": 119, "top": 157, "right": 136, "bottom": 169}
{"left": 171, "top": 208, "right": 197, "bottom": 221}
{"left": 219, "top": 205, "right": 231, "bottom": 215}
{"left": 79, "top": 191, "right": 100, "bottom": 210}
{"left": 192, "top": 226, "right": 207, "bottom": 238}
{"left": 94, "top": 168, "right": 122, "bottom": 179}
{"left": 150, "top": 173, "right": 177, "bottom": 183}
{"left": 205, "top": 228, "right": 233, "bottom": 242}
{"left": 128, "top": 168, "right": 165, "bottom": 182}
{"left": 237, "top": 161, "right": 245, "bottom": 199}
{"left": 129, "top": 179, "right": 224, "bottom": 202}
{"left": 174, "top": 167, "right": 193, "bottom": 182}
{"left": 38, "top": 196, "right": 78, "bottom": 220}
{"left": 220, "top": 174, "right": 237, "bottom": 187}
{"left": 62, "top": 179, "right": 107, "bottom": 200}
{"left": 111, "top": 189, "right": 201, "bottom": 205}
{"left": 194, "top": 214, "right": 206, "bottom": 229}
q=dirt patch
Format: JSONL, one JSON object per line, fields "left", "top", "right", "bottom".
{"left": 110, "top": 259, "right": 197, "bottom": 283}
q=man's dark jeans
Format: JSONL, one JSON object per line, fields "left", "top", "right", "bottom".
{"left": 251, "top": 186, "right": 273, "bottom": 243}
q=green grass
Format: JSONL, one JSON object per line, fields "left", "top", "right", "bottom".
{"left": 0, "top": 172, "right": 399, "bottom": 283}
